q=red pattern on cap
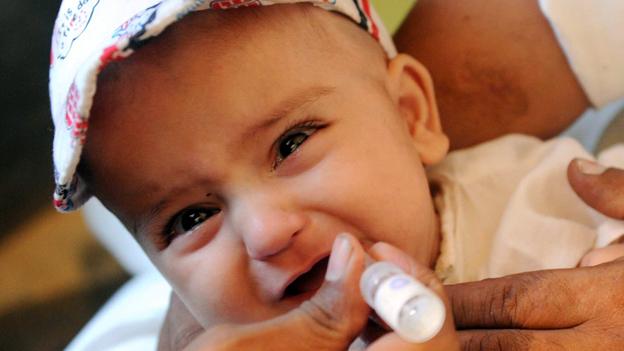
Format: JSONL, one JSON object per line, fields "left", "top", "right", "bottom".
{"left": 209, "top": 0, "right": 261, "bottom": 10}
{"left": 64, "top": 83, "right": 88, "bottom": 144}
{"left": 360, "top": 0, "right": 378, "bottom": 40}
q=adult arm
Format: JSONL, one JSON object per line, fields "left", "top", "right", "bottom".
{"left": 447, "top": 161, "right": 624, "bottom": 350}
{"left": 394, "top": 0, "right": 624, "bottom": 150}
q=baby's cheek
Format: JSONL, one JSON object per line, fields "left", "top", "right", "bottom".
{"left": 187, "top": 276, "right": 247, "bottom": 328}
{"left": 579, "top": 243, "right": 624, "bottom": 267}
{"left": 186, "top": 254, "right": 277, "bottom": 327}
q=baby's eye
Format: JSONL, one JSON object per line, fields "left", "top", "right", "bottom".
{"left": 167, "top": 207, "right": 221, "bottom": 240}
{"left": 279, "top": 132, "right": 309, "bottom": 159}
{"left": 275, "top": 122, "right": 322, "bottom": 167}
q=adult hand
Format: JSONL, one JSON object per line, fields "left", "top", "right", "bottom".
{"left": 159, "top": 234, "right": 460, "bottom": 351}
{"left": 446, "top": 159, "right": 624, "bottom": 350}
{"left": 448, "top": 259, "right": 624, "bottom": 350}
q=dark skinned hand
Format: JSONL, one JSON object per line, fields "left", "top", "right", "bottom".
{"left": 447, "top": 159, "right": 624, "bottom": 350}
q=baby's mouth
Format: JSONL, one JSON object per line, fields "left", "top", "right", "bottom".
{"left": 282, "top": 257, "right": 329, "bottom": 299}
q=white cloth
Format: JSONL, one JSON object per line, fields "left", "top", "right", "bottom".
{"left": 539, "top": 0, "right": 624, "bottom": 108}
{"left": 82, "top": 198, "right": 157, "bottom": 276}
{"left": 65, "top": 273, "right": 170, "bottom": 351}
{"left": 430, "top": 135, "right": 624, "bottom": 284}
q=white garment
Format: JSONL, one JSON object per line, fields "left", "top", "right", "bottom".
{"left": 65, "top": 273, "right": 171, "bottom": 351}
{"left": 430, "top": 135, "right": 624, "bottom": 284}
{"left": 539, "top": 0, "right": 624, "bottom": 107}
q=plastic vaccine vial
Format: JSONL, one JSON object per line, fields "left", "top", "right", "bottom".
{"left": 360, "top": 261, "right": 446, "bottom": 343}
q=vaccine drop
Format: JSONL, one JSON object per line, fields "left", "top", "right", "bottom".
{"left": 360, "top": 261, "right": 446, "bottom": 343}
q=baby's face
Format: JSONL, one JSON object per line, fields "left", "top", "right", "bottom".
{"left": 84, "top": 5, "right": 446, "bottom": 328}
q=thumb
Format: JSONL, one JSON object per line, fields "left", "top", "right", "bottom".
{"left": 567, "top": 158, "right": 624, "bottom": 219}
{"left": 287, "top": 233, "right": 370, "bottom": 349}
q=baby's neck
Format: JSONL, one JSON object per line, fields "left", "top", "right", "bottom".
{"left": 428, "top": 211, "right": 442, "bottom": 269}
{"left": 427, "top": 181, "right": 444, "bottom": 269}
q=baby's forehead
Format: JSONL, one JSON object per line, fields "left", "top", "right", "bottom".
{"left": 96, "top": 4, "right": 387, "bottom": 113}
{"left": 104, "top": 4, "right": 383, "bottom": 77}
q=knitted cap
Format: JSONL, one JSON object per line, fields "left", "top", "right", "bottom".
{"left": 49, "top": 0, "right": 397, "bottom": 211}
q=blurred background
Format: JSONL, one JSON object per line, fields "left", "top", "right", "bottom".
{"left": 0, "top": 1, "right": 416, "bottom": 350}
{"left": 0, "top": 1, "right": 130, "bottom": 350}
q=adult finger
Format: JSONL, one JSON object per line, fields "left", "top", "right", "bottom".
{"left": 447, "top": 260, "right": 624, "bottom": 330}
{"left": 291, "top": 233, "right": 370, "bottom": 347}
{"left": 567, "top": 158, "right": 624, "bottom": 219}
{"left": 459, "top": 325, "right": 624, "bottom": 351}
{"left": 186, "top": 233, "right": 370, "bottom": 351}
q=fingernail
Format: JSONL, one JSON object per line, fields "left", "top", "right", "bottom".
{"left": 325, "top": 234, "right": 352, "bottom": 282}
{"left": 576, "top": 158, "right": 607, "bottom": 175}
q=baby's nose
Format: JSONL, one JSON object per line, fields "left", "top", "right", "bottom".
{"left": 234, "top": 196, "right": 307, "bottom": 259}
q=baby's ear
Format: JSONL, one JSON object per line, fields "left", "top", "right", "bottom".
{"left": 386, "top": 54, "right": 449, "bottom": 165}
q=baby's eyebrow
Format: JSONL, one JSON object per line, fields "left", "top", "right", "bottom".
{"left": 130, "top": 196, "right": 171, "bottom": 237}
{"left": 241, "top": 85, "right": 335, "bottom": 141}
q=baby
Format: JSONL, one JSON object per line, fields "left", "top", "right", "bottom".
{"left": 49, "top": 0, "right": 624, "bottom": 341}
